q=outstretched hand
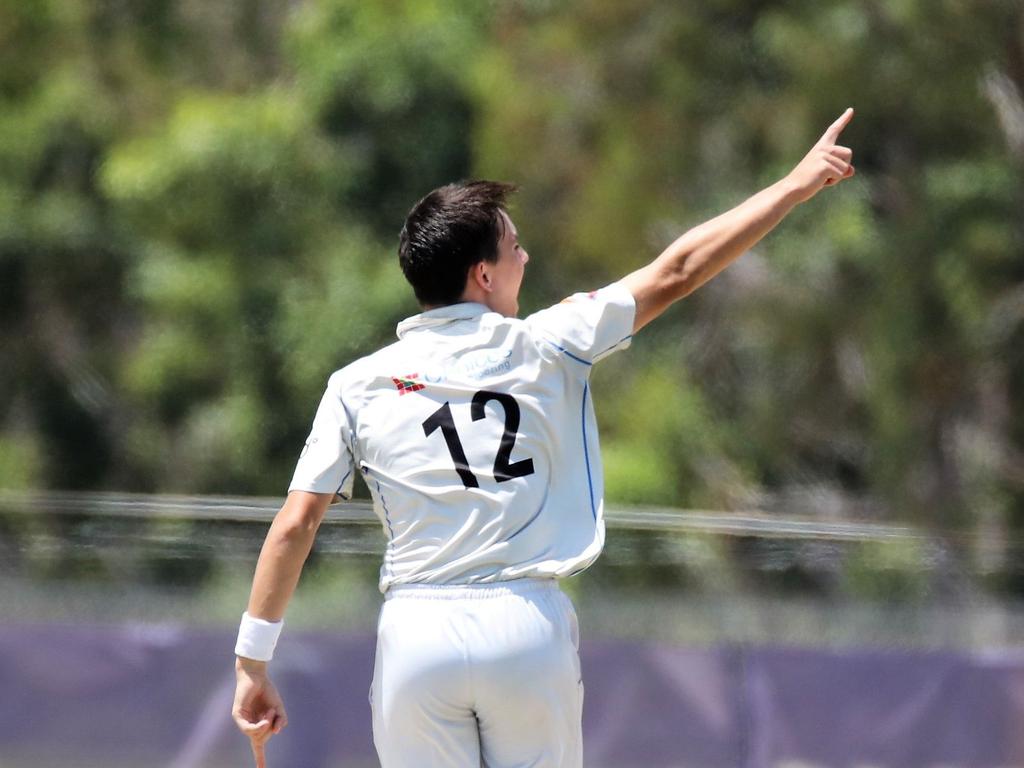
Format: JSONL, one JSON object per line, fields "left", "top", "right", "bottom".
{"left": 232, "top": 660, "right": 288, "bottom": 768}
{"left": 786, "top": 107, "right": 856, "bottom": 202}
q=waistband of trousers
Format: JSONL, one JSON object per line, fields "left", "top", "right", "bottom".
{"left": 384, "top": 578, "right": 560, "bottom": 601}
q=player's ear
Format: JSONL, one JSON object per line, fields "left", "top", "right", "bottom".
{"left": 472, "top": 261, "right": 493, "bottom": 293}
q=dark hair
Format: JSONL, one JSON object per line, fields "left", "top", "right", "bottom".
{"left": 398, "top": 180, "right": 518, "bottom": 307}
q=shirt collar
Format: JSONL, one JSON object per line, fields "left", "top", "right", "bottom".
{"left": 396, "top": 302, "right": 492, "bottom": 339}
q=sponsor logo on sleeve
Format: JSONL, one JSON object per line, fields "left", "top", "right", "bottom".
{"left": 392, "top": 373, "right": 426, "bottom": 395}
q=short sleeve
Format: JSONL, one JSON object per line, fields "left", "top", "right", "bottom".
{"left": 524, "top": 281, "right": 635, "bottom": 364}
{"left": 288, "top": 373, "right": 356, "bottom": 500}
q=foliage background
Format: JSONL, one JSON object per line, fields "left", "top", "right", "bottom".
{"left": 1, "top": 0, "right": 1023, "bottom": 604}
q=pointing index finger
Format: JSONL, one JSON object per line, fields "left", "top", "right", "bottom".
{"left": 820, "top": 107, "right": 854, "bottom": 145}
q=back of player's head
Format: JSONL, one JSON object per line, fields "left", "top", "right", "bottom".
{"left": 399, "top": 180, "right": 518, "bottom": 307}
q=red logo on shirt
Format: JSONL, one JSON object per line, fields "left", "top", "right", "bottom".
{"left": 392, "top": 374, "right": 425, "bottom": 395}
{"left": 560, "top": 290, "right": 598, "bottom": 304}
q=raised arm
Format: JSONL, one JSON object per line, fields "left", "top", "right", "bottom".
{"left": 621, "top": 108, "right": 856, "bottom": 333}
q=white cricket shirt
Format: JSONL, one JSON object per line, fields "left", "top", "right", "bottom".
{"left": 289, "top": 282, "right": 635, "bottom": 591}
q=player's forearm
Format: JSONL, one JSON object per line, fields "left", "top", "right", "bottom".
{"left": 246, "top": 526, "right": 314, "bottom": 620}
{"left": 245, "top": 494, "right": 326, "bottom": 621}
{"left": 657, "top": 177, "right": 802, "bottom": 296}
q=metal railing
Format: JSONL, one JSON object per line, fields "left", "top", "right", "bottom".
{"left": 0, "top": 489, "right": 930, "bottom": 541}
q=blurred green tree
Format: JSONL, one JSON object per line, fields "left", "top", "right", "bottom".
{"left": 2, "top": 0, "right": 1023, "bottom": 597}
{"left": 474, "top": 0, "right": 1024, "bottom": 533}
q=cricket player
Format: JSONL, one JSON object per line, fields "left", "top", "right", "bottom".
{"left": 232, "top": 109, "right": 856, "bottom": 767}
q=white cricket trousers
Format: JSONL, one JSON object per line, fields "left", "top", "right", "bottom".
{"left": 370, "top": 579, "right": 584, "bottom": 768}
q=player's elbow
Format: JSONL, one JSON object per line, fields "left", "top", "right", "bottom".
{"left": 625, "top": 254, "right": 702, "bottom": 331}
{"left": 265, "top": 516, "right": 321, "bottom": 558}
{"left": 656, "top": 251, "right": 703, "bottom": 301}
{"left": 281, "top": 513, "right": 322, "bottom": 539}
{"left": 274, "top": 494, "right": 328, "bottom": 540}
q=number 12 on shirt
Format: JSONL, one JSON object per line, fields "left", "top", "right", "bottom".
{"left": 422, "top": 390, "right": 535, "bottom": 488}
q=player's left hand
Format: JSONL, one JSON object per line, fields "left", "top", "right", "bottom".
{"left": 785, "top": 107, "right": 856, "bottom": 202}
{"left": 232, "top": 658, "right": 288, "bottom": 768}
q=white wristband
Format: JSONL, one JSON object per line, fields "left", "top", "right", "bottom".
{"left": 235, "top": 611, "right": 284, "bottom": 662}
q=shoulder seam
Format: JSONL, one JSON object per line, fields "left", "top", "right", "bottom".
{"left": 541, "top": 338, "right": 592, "bottom": 366}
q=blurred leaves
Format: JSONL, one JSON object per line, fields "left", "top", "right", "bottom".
{"left": 1, "top": 0, "right": 1024, "bottom": 595}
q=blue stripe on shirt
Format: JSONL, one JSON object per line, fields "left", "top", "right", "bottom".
{"left": 594, "top": 334, "right": 633, "bottom": 360}
{"left": 543, "top": 339, "right": 592, "bottom": 366}
{"left": 374, "top": 477, "right": 395, "bottom": 580}
{"left": 335, "top": 467, "right": 352, "bottom": 499}
{"left": 581, "top": 382, "right": 597, "bottom": 520}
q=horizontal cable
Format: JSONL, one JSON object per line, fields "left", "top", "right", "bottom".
{"left": 0, "top": 489, "right": 936, "bottom": 543}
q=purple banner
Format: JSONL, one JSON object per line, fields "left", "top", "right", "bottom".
{"left": 1, "top": 623, "right": 1021, "bottom": 767}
